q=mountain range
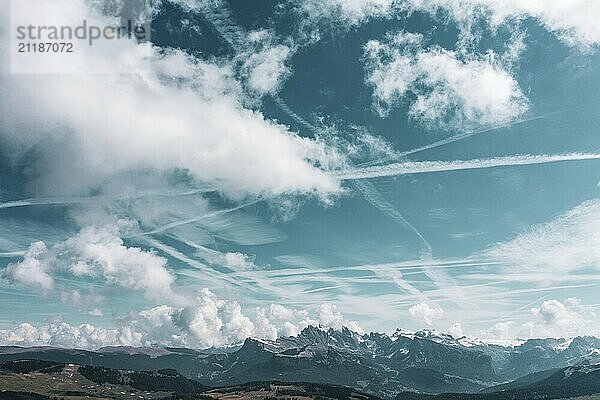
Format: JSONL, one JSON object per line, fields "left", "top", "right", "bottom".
{"left": 1, "top": 326, "right": 599, "bottom": 399}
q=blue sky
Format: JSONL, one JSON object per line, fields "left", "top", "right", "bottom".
{"left": 0, "top": 0, "right": 599, "bottom": 348}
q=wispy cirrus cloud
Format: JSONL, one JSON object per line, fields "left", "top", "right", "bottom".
{"left": 406, "top": 0, "right": 600, "bottom": 49}
{"left": 298, "top": 0, "right": 396, "bottom": 26}
{"left": 296, "top": 0, "right": 600, "bottom": 49}
{"left": 170, "top": 0, "right": 295, "bottom": 97}
{"left": 486, "top": 199, "right": 600, "bottom": 272}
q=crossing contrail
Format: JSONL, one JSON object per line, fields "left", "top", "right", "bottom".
{"left": 133, "top": 199, "right": 260, "bottom": 237}
{"left": 357, "top": 108, "right": 580, "bottom": 168}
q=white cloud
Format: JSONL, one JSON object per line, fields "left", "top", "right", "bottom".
{"left": 449, "top": 322, "right": 464, "bottom": 337}
{"left": 0, "top": 0, "right": 343, "bottom": 201}
{"left": 254, "top": 304, "right": 316, "bottom": 338}
{"left": 409, "top": 302, "right": 444, "bottom": 325}
{"left": 364, "top": 32, "right": 528, "bottom": 130}
{"left": 181, "top": 288, "right": 255, "bottom": 347}
{"left": 61, "top": 220, "right": 175, "bottom": 299}
{"left": 479, "top": 298, "right": 597, "bottom": 339}
{"left": 240, "top": 32, "right": 292, "bottom": 95}
{"left": 405, "top": 0, "right": 600, "bottom": 49}
{"left": 0, "top": 289, "right": 363, "bottom": 349}
{"left": 89, "top": 308, "right": 104, "bottom": 317}
{"left": 532, "top": 299, "right": 575, "bottom": 324}
{"left": 479, "top": 320, "right": 518, "bottom": 340}
{"left": 2, "top": 242, "right": 54, "bottom": 290}
{"left": 526, "top": 298, "right": 596, "bottom": 337}
{"left": 222, "top": 252, "right": 258, "bottom": 271}
{"left": 254, "top": 303, "right": 363, "bottom": 340}
{"left": 244, "top": 45, "right": 290, "bottom": 94}
{"left": 2, "top": 219, "right": 176, "bottom": 300}
{"left": 486, "top": 199, "right": 600, "bottom": 272}
{"left": 0, "top": 321, "right": 124, "bottom": 349}
{"left": 301, "top": 0, "right": 600, "bottom": 48}
{"left": 317, "top": 304, "right": 364, "bottom": 333}
{"left": 186, "top": 240, "right": 260, "bottom": 271}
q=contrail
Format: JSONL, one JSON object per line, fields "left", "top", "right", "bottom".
{"left": 0, "top": 188, "right": 213, "bottom": 210}
{"left": 0, "top": 198, "right": 79, "bottom": 209}
{"left": 352, "top": 180, "right": 432, "bottom": 254}
{"left": 263, "top": 258, "right": 496, "bottom": 278}
{"left": 516, "top": 295, "right": 550, "bottom": 311}
{"left": 334, "top": 153, "right": 600, "bottom": 180}
{"left": 142, "top": 237, "right": 246, "bottom": 290}
{"left": 395, "top": 115, "right": 544, "bottom": 158}
{"left": 133, "top": 199, "right": 260, "bottom": 237}
{"left": 271, "top": 95, "right": 321, "bottom": 135}
{"left": 0, "top": 251, "right": 26, "bottom": 258}
{"left": 358, "top": 108, "right": 577, "bottom": 168}
{"left": 193, "top": 0, "right": 245, "bottom": 52}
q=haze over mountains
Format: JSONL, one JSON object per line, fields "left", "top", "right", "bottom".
{"left": 2, "top": 325, "right": 600, "bottom": 399}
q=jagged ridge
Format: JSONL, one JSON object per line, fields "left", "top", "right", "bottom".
{"left": 1, "top": 326, "right": 599, "bottom": 399}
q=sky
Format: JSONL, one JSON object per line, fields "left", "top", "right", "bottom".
{"left": 0, "top": 0, "right": 599, "bottom": 349}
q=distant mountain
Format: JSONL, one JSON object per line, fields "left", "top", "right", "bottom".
{"left": 395, "top": 363, "right": 600, "bottom": 400}
{"left": 2, "top": 326, "right": 600, "bottom": 399}
{"left": 494, "top": 336, "right": 600, "bottom": 378}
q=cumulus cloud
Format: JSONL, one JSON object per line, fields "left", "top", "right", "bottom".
{"left": 0, "top": 0, "right": 343, "bottom": 200}
{"left": 181, "top": 288, "right": 255, "bottom": 347}
{"left": 0, "top": 289, "right": 362, "bottom": 349}
{"left": 526, "top": 298, "right": 596, "bottom": 337}
{"left": 317, "top": 304, "right": 364, "bottom": 333}
{"left": 221, "top": 252, "right": 258, "bottom": 271}
{"left": 480, "top": 298, "right": 597, "bottom": 339}
{"left": 364, "top": 32, "right": 528, "bottom": 130}
{"left": 2, "top": 219, "right": 176, "bottom": 300}
{"left": 254, "top": 304, "right": 317, "bottom": 338}
{"left": 409, "top": 302, "right": 444, "bottom": 325}
{"left": 486, "top": 199, "right": 600, "bottom": 272}
{"left": 63, "top": 220, "right": 175, "bottom": 299}
{"left": 0, "top": 322, "right": 120, "bottom": 349}
{"left": 2, "top": 242, "right": 54, "bottom": 290}
{"left": 449, "top": 322, "right": 464, "bottom": 337}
